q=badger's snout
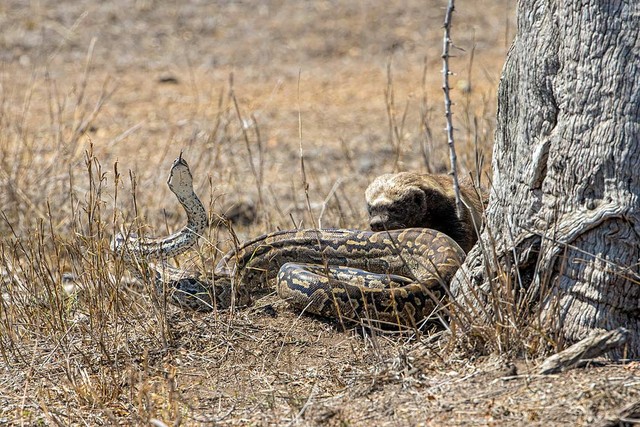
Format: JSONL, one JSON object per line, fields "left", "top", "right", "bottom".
{"left": 369, "top": 215, "right": 386, "bottom": 231}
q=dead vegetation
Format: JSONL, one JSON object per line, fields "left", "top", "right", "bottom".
{"left": 0, "top": 0, "right": 638, "bottom": 425}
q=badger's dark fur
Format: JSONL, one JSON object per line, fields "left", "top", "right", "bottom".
{"left": 365, "top": 172, "right": 485, "bottom": 252}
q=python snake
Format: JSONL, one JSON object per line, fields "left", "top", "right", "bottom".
{"left": 113, "top": 155, "right": 466, "bottom": 327}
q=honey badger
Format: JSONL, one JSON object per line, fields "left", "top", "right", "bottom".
{"left": 364, "top": 172, "right": 485, "bottom": 253}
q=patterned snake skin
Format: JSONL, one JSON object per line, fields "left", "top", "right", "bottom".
{"left": 113, "top": 156, "right": 466, "bottom": 327}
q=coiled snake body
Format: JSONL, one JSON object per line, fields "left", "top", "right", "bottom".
{"left": 113, "top": 156, "right": 465, "bottom": 327}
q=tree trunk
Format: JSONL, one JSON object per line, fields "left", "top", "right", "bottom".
{"left": 450, "top": 1, "right": 640, "bottom": 356}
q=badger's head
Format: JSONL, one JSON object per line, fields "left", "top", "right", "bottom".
{"left": 364, "top": 173, "right": 437, "bottom": 232}
{"left": 365, "top": 172, "right": 481, "bottom": 252}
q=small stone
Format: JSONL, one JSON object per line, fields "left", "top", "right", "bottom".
{"left": 157, "top": 74, "right": 180, "bottom": 84}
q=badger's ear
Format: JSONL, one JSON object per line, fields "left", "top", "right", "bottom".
{"left": 411, "top": 189, "right": 425, "bottom": 206}
{"left": 402, "top": 186, "right": 425, "bottom": 209}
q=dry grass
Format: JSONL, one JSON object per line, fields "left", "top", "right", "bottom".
{"left": 1, "top": 0, "right": 638, "bottom": 425}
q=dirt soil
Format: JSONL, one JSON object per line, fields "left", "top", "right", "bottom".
{"left": 0, "top": 0, "right": 638, "bottom": 425}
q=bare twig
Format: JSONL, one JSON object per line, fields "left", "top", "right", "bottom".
{"left": 593, "top": 400, "right": 640, "bottom": 427}
{"left": 419, "top": 56, "right": 435, "bottom": 173}
{"left": 442, "top": 0, "right": 463, "bottom": 219}
{"left": 229, "top": 74, "right": 265, "bottom": 209}
{"left": 297, "top": 70, "right": 316, "bottom": 228}
{"left": 538, "top": 327, "right": 630, "bottom": 374}
{"left": 318, "top": 178, "right": 343, "bottom": 229}
{"left": 384, "top": 60, "right": 409, "bottom": 171}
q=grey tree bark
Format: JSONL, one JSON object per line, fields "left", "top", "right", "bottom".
{"left": 450, "top": 1, "right": 640, "bottom": 356}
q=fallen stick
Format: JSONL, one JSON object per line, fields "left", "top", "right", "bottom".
{"left": 592, "top": 400, "right": 640, "bottom": 427}
{"left": 538, "top": 327, "right": 630, "bottom": 375}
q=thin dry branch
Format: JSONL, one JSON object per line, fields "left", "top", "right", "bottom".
{"left": 538, "top": 327, "right": 630, "bottom": 374}
{"left": 442, "top": 0, "right": 463, "bottom": 219}
{"left": 593, "top": 400, "right": 640, "bottom": 427}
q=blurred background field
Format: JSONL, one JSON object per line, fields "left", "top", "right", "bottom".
{"left": 2, "top": 1, "right": 637, "bottom": 426}
{"left": 1, "top": 0, "right": 509, "bottom": 239}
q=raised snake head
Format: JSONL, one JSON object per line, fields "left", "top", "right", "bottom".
{"left": 167, "top": 153, "right": 194, "bottom": 199}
